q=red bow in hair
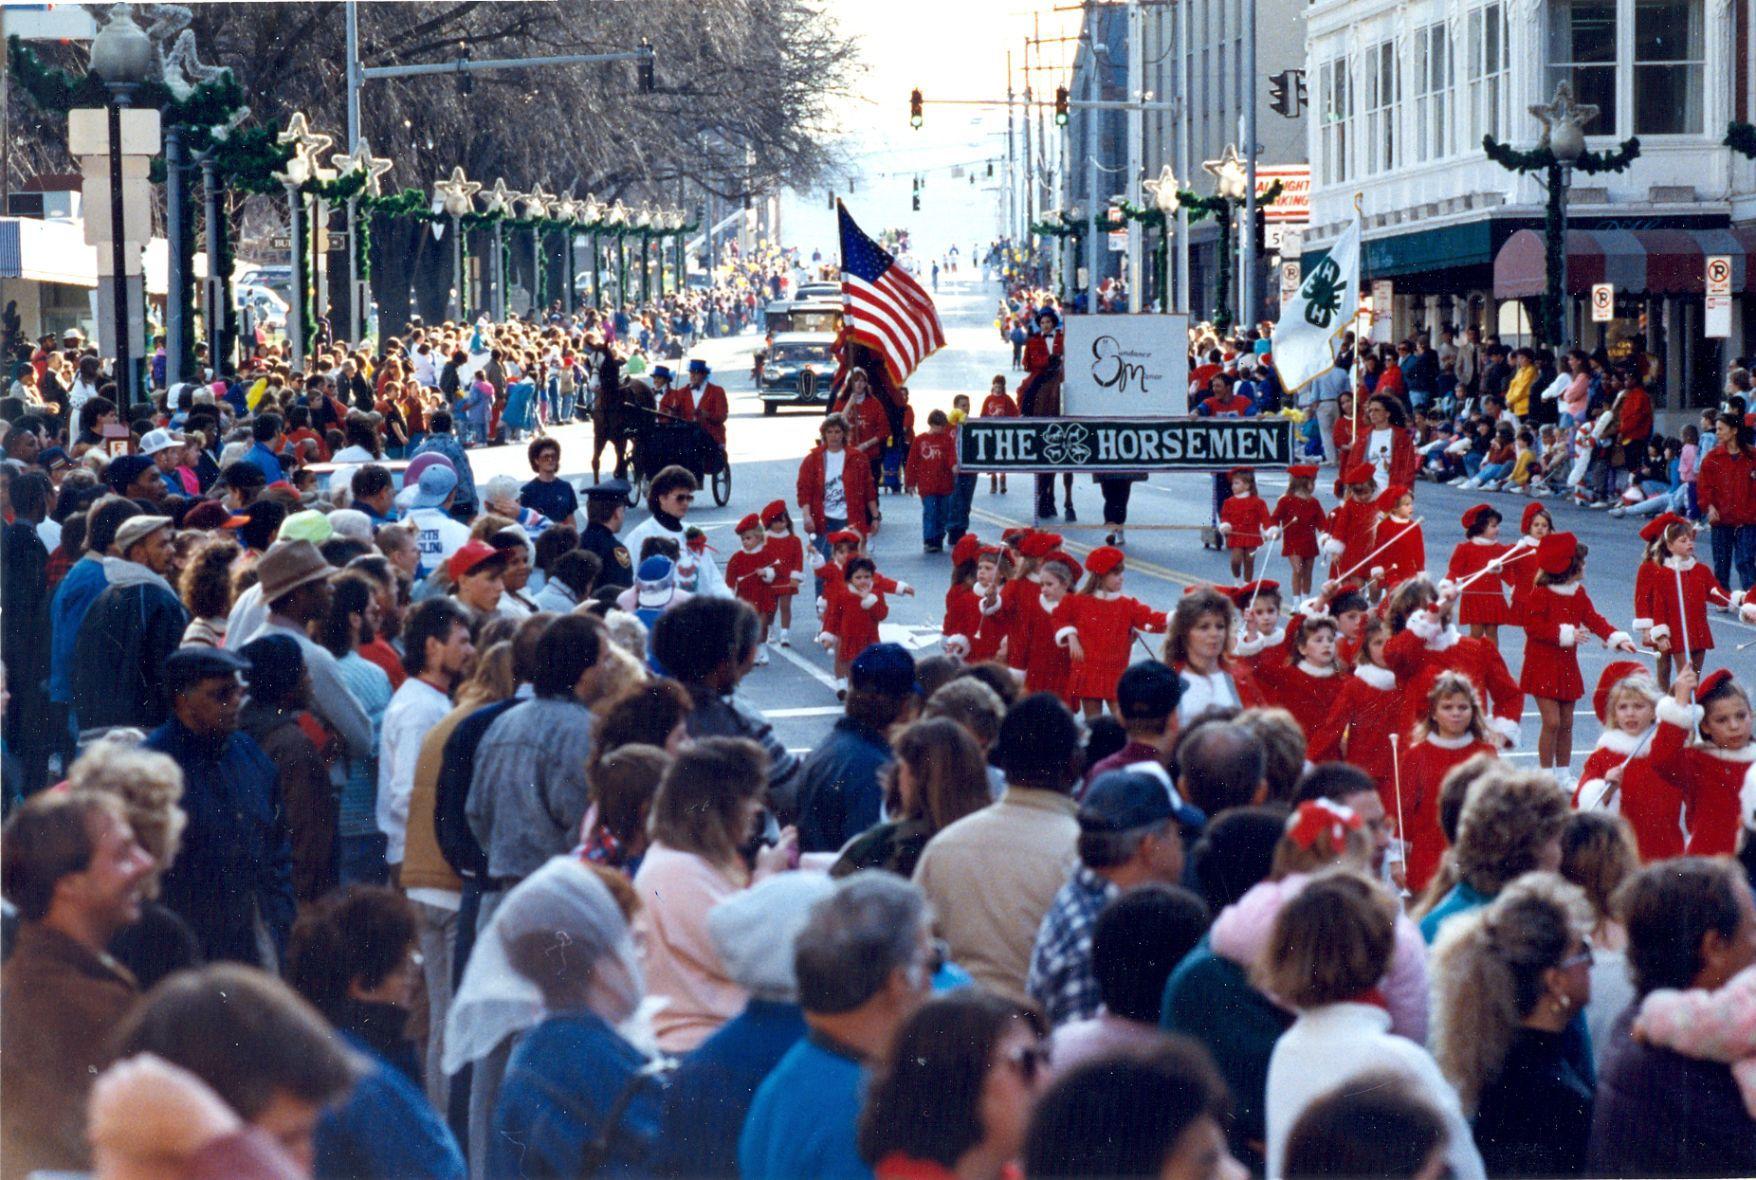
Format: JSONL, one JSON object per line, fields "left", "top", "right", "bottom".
{"left": 1286, "top": 799, "right": 1363, "bottom": 850}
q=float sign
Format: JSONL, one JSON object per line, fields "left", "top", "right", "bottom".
{"left": 1063, "top": 313, "right": 1192, "bottom": 416}
{"left": 956, "top": 416, "right": 1293, "bottom": 474}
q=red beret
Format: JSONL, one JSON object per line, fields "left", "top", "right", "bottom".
{"left": 1342, "top": 463, "right": 1376, "bottom": 486}
{"left": 1226, "top": 466, "right": 1255, "bottom": 480}
{"left": 1231, "top": 580, "right": 1281, "bottom": 606}
{"left": 976, "top": 545, "right": 1006, "bottom": 564}
{"left": 1593, "top": 661, "right": 1652, "bottom": 724}
{"left": 1535, "top": 531, "right": 1579, "bottom": 576}
{"left": 1287, "top": 464, "right": 1319, "bottom": 480}
{"left": 736, "top": 513, "right": 762, "bottom": 534}
{"left": 1377, "top": 485, "right": 1411, "bottom": 512}
{"left": 760, "top": 499, "right": 789, "bottom": 525}
{"left": 1019, "top": 531, "right": 1062, "bottom": 558}
{"left": 1461, "top": 503, "right": 1495, "bottom": 532}
{"left": 950, "top": 533, "right": 984, "bottom": 567}
{"left": 828, "top": 529, "right": 862, "bottom": 547}
{"left": 1040, "top": 551, "right": 1082, "bottom": 580}
{"left": 1521, "top": 502, "right": 1550, "bottom": 535}
{"left": 1696, "top": 667, "right": 1737, "bottom": 704}
{"left": 1638, "top": 512, "right": 1687, "bottom": 544}
{"left": 1085, "top": 546, "right": 1125, "bottom": 577}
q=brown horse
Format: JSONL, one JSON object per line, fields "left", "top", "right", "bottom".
{"left": 1018, "top": 358, "right": 1075, "bottom": 520}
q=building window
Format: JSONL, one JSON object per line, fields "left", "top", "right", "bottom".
{"left": 1634, "top": 0, "right": 1703, "bottom": 134}
{"left": 1549, "top": 0, "right": 1707, "bottom": 136}
{"left": 1467, "top": 3, "right": 1509, "bottom": 145}
{"left": 1320, "top": 57, "right": 1353, "bottom": 183}
{"left": 1364, "top": 39, "right": 1399, "bottom": 174}
{"left": 1549, "top": 0, "right": 1619, "bottom": 134}
{"left": 1414, "top": 23, "right": 1451, "bottom": 162}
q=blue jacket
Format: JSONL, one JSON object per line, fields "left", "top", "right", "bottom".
{"left": 489, "top": 1010, "right": 661, "bottom": 1180}
{"left": 739, "top": 1034, "right": 871, "bottom": 1180}
{"left": 316, "top": 1031, "right": 465, "bottom": 1180}
{"left": 144, "top": 720, "right": 295, "bottom": 967}
{"left": 48, "top": 557, "right": 107, "bottom": 705}
{"left": 653, "top": 999, "right": 805, "bottom": 1178}
{"left": 795, "top": 718, "right": 893, "bottom": 854}
{"left": 243, "top": 441, "right": 285, "bottom": 484}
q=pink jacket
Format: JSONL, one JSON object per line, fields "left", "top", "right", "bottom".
{"left": 1210, "top": 872, "right": 1430, "bottom": 1043}
{"left": 1634, "top": 963, "right": 1756, "bottom": 1118}
{"left": 631, "top": 842, "right": 748, "bottom": 1053}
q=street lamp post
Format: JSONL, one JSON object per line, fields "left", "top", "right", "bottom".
{"left": 1145, "top": 165, "right": 1181, "bottom": 314}
{"left": 331, "top": 138, "right": 392, "bottom": 342}
{"left": 1532, "top": 82, "right": 1595, "bottom": 351}
{"left": 522, "top": 186, "right": 554, "bottom": 317}
{"left": 1205, "top": 145, "right": 1249, "bottom": 332}
{"left": 198, "top": 151, "right": 223, "bottom": 370}
{"left": 89, "top": 3, "right": 152, "bottom": 402}
{"left": 481, "top": 179, "right": 519, "bottom": 321}
{"left": 435, "top": 167, "right": 479, "bottom": 323}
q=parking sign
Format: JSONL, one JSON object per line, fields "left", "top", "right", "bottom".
{"left": 1705, "top": 256, "right": 1732, "bottom": 338}
{"left": 1590, "top": 283, "right": 1614, "bottom": 323}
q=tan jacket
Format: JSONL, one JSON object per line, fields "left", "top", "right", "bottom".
{"left": 399, "top": 706, "right": 469, "bottom": 895}
{"left": 912, "top": 787, "right": 1079, "bottom": 1005}
{"left": 1, "top": 924, "right": 139, "bottom": 1179}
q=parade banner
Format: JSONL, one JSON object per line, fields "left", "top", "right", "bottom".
{"left": 1063, "top": 314, "right": 1191, "bottom": 416}
{"left": 956, "top": 417, "right": 1294, "bottom": 474}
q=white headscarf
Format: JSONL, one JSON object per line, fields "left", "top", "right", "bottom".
{"left": 443, "top": 856, "right": 645, "bottom": 1075}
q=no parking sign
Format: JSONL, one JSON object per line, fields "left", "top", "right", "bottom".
{"left": 1590, "top": 283, "right": 1614, "bottom": 323}
{"left": 1706, "top": 255, "right": 1732, "bottom": 339}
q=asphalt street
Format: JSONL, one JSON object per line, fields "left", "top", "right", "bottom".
{"left": 464, "top": 275, "right": 1756, "bottom": 767}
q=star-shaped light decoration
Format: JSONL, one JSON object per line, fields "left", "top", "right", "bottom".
{"left": 1204, "top": 144, "right": 1249, "bottom": 202}
{"left": 551, "top": 192, "right": 580, "bottom": 224}
{"left": 276, "top": 112, "right": 333, "bottom": 162}
{"left": 606, "top": 200, "right": 631, "bottom": 227}
{"left": 272, "top": 146, "right": 313, "bottom": 191}
{"left": 522, "top": 184, "right": 555, "bottom": 220}
{"left": 634, "top": 204, "right": 653, "bottom": 229}
{"left": 581, "top": 193, "right": 603, "bottom": 224}
{"left": 480, "top": 177, "right": 520, "bottom": 217}
{"left": 1144, "top": 164, "right": 1181, "bottom": 216}
{"left": 1529, "top": 80, "right": 1597, "bottom": 164}
{"left": 331, "top": 138, "right": 394, "bottom": 197}
{"left": 434, "top": 166, "right": 481, "bottom": 220}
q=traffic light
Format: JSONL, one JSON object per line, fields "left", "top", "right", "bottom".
{"left": 827, "top": 191, "right": 835, "bottom": 210}
{"left": 638, "top": 39, "right": 655, "bottom": 93}
{"left": 1054, "top": 86, "right": 1069, "bottom": 126}
{"left": 1268, "top": 71, "right": 1290, "bottom": 117}
{"left": 1294, "top": 70, "right": 1308, "bottom": 112}
{"left": 912, "top": 193, "right": 921, "bottom": 211}
{"left": 909, "top": 88, "right": 923, "bottom": 130}
{"left": 457, "top": 51, "right": 473, "bottom": 96}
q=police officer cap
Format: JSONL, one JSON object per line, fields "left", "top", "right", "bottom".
{"left": 585, "top": 478, "right": 632, "bottom": 501}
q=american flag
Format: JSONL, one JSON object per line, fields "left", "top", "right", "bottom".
{"left": 838, "top": 202, "right": 945, "bottom": 385}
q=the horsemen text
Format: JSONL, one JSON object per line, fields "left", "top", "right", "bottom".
{"left": 955, "top": 417, "right": 1295, "bottom": 473}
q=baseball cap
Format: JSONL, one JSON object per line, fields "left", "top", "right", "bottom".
{"left": 139, "top": 428, "right": 185, "bottom": 456}
{"left": 849, "top": 643, "right": 920, "bottom": 697}
{"left": 277, "top": 508, "right": 334, "bottom": 544}
{"left": 1080, "top": 769, "right": 1205, "bottom": 836}
{"left": 636, "top": 555, "right": 677, "bottom": 609}
{"left": 410, "top": 463, "right": 460, "bottom": 510}
{"left": 447, "top": 539, "right": 507, "bottom": 582}
{"left": 1116, "top": 661, "right": 1183, "bottom": 723}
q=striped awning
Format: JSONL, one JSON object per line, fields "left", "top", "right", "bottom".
{"left": 1493, "top": 226, "right": 1756, "bottom": 299}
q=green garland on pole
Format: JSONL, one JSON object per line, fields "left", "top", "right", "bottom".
{"left": 1482, "top": 133, "right": 1640, "bottom": 345}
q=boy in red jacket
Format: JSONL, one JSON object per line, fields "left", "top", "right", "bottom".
{"left": 906, "top": 409, "right": 958, "bottom": 554}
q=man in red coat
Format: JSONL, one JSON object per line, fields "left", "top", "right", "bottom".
{"left": 796, "top": 414, "right": 879, "bottom": 537}
{"left": 660, "top": 358, "right": 729, "bottom": 448}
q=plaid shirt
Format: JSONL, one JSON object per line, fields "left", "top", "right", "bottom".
{"left": 1026, "top": 865, "right": 1119, "bottom": 1027}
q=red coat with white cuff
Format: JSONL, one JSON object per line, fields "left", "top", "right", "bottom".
{"left": 1646, "top": 558, "right": 1752, "bottom": 655}
{"left": 1518, "top": 583, "right": 1629, "bottom": 703}
{"left": 765, "top": 533, "right": 806, "bottom": 600}
{"left": 942, "top": 585, "right": 1009, "bottom": 663}
{"left": 1397, "top": 733, "right": 1499, "bottom": 895}
{"left": 1271, "top": 495, "right": 1324, "bottom": 560}
{"left": 1002, "top": 576, "right": 1042, "bottom": 670}
{"left": 1258, "top": 658, "right": 1345, "bottom": 737}
{"left": 1019, "top": 595, "right": 1073, "bottom": 701}
{"left": 1054, "top": 592, "right": 1168, "bottom": 703}
{"left": 1444, "top": 538, "right": 1513, "bottom": 626}
{"left": 1219, "top": 494, "right": 1272, "bottom": 550}
{"left": 725, "top": 548, "right": 781, "bottom": 615}
{"left": 820, "top": 585, "right": 888, "bottom": 662}
{"left": 1573, "top": 727, "right": 1684, "bottom": 861}
{"left": 1649, "top": 696, "right": 1755, "bottom": 857}
{"left": 1309, "top": 663, "right": 1403, "bottom": 790}
{"left": 1372, "top": 517, "right": 1426, "bottom": 591}
{"left": 1384, "top": 610, "right": 1525, "bottom": 746}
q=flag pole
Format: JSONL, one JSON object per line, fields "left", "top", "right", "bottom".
{"left": 1350, "top": 193, "right": 1366, "bottom": 447}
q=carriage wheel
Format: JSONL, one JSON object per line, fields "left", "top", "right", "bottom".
{"left": 712, "top": 462, "right": 731, "bottom": 507}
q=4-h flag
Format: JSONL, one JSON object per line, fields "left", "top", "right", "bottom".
{"left": 1272, "top": 209, "right": 1363, "bottom": 395}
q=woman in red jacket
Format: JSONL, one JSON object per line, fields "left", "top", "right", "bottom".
{"left": 1335, "top": 394, "right": 1417, "bottom": 497}
{"left": 796, "top": 414, "right": 879, "bottom": 540}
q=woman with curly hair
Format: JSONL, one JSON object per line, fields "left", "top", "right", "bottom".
{"left": 1419, "top": 768, "right": 1571, "bottom": 944}
{"left": 178, "top": 537, "right": 241, "bottom": 648}
{"left": 66, "top": 739, "right": 201, "bottom": 989}
{"left": 1429, "top": 873, "right": 1596, "bottom": 1177}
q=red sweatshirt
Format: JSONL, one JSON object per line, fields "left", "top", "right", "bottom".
{"left": 905, "top": 430, "right": 957, "bottom": 496}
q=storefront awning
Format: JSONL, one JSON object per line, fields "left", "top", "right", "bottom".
{"left": 0, "top": 217, "right": 201, "bottom": 295}
{"left": 1493, "top": 227, "right": 1756, "bottom": 299}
